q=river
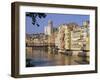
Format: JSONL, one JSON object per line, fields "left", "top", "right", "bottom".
{"left": 26, "top": 47, "right": 89, "bottom": 67}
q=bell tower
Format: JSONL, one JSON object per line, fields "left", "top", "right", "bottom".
{"left": 48, "top": 20, "right": 53, "bottom": 35}
{"left": 44, "top": 20, "right": 53, "bottom": 36}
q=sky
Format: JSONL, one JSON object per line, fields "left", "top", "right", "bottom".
{"left": 26, "top": 12, "right": 89, "bottom": 34}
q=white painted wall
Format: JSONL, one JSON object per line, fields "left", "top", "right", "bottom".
{"left": 0, "top": 0, "right": 99, "bottom": 80}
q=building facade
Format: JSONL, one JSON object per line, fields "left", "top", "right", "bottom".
{"left": 26, "top": 20, "right": 89, "bottom": 52}
{"left": 55, "top": 21, "right": 89, "bottom": 51}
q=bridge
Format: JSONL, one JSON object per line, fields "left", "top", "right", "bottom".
{"left": 26, "top": 43, "right": 55, "bottom": 47}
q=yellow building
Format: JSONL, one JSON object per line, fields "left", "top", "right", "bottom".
{"left": 55, "top": 22, "right": 90, "bottom": 51}
{"left": 56, "top": 24, "right": 69, "bottom": 50}
{"left": 70, "top": 25, "right": 82, "bottom": 50}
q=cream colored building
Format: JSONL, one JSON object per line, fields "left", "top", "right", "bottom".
{"left": 81, "top": 21, "right": 90, "bottom": 50}
{"left": 70, "top": 25, "right": 82, "bottom": 50}
{"left": 56, "top": 24, "right": 70, "bottom": 50}
{"left": 55, "top": 22, "right": 90, "bottom": 51}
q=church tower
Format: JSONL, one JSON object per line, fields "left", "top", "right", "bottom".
{"left": 44, "top": 20, "right": 53, "bottom": 36}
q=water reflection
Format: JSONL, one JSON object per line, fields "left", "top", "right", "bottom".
{"left": 26, "top": 47, "right": 89, "bottom": 67}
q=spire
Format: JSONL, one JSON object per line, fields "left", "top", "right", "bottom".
{"left": 44, "top": 20, "right": 53, "bottom": 36}
{"left": 48, "top": 20, "right": 53, "bottom": 27}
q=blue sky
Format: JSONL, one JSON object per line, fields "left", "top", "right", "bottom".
{"left": 26, "top": 13, "right": 89, "bottom": 34}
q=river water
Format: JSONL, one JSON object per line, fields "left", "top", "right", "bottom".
{"left": 26, "top": 47, "right": 89, "bottom": 67}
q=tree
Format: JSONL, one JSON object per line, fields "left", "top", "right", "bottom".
{"left": 26, "top": 13, "right": 47, "bottom": 27}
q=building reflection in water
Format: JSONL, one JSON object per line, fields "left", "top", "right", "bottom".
{"left": 26, "top": 47, "right": 89, "bottom": 67}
